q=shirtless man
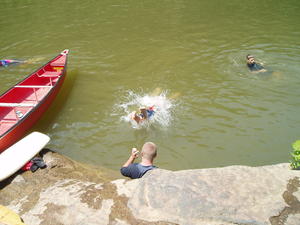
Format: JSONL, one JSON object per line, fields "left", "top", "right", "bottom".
{"left": 246, "top": 55, "right": 267, "bottom": 73}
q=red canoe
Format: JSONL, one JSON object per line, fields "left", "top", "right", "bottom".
{"left": 0, "top": 49, "right": 69, "bottom": 152}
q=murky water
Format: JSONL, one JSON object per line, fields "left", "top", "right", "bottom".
{"left": 1, "top": 0, "right": 300, "bottom": 171}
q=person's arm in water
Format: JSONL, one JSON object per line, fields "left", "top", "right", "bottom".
{"left": 246, "top": 55, "right": 267, "bottom": 73}
{"left": 257, "top": 62, "right": 267, "bottom": 72}
{"left": 132, "top": 111, "right": 142, "bottom": 123}
{"left": 122, "top": 148, "right": 139, "bottom": 168}
{"left": 251, "top": 64, "right": 267, "bottom": 73}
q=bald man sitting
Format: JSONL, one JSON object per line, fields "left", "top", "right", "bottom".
{"left": 120, "top": 142, "right": 157, "bottom": 179}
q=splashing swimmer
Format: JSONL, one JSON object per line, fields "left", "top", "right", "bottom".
{"left": 119, "top": 89, "right": 177, "bottom": 128}
{"left": 131, "top": 106, "right": 155, "bottom": 124}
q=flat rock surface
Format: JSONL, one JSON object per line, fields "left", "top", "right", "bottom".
{"left": 118, "top": 165, "right": 300, "bottom": 225}
{"left": 0, "top": 151, "right": 299, "bottom": 225}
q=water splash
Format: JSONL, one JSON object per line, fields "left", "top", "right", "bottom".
{"left": 117, "top": 90, "right": 177, "bottom": 129}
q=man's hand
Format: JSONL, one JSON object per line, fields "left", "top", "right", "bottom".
{"left": 131, "top": 148, "right": 139, "bottom": 159}
{"left": 122, "top": 147, "right": 139, "bottom": 168}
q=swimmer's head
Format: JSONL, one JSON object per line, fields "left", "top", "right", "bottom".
{"left": 246, "top": 54, "right": 254, "bottom": 60}
{"left": 246, "top": 54, "right": 255, "bottom": 64}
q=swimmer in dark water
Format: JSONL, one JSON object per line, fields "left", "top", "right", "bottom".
{"left": 0, "top": 57, "right": 45, "bottom": 68}
{"left": 0, "top": 59, "right": 23, "bottom": 67}
{"left": 131, "top": 106, "right": 155, "bottom": 124}
{"left": 246, "top": 55, "right": 267, "bottom": 73}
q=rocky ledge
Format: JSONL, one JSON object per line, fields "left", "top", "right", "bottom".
{"left": 0, "top": 151, "right": 299, "bottom": 225}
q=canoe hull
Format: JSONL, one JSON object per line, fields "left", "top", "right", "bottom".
{"left": 0, "top": 50, "right": 69, "bottom": 152}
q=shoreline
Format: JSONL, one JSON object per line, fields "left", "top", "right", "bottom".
{"left": 1, "top": 150, "right": 299, "bottom": 225}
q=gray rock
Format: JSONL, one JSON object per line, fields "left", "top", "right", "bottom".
{"left": 120, "top": 164, "right": 300, "bottom": 225}
{"left": 286, "top": 214, "right": 300, "bottom": 225}
{"left": 1, "top": 151, "right": 299, "bottom": 225}
{"left": 0, "top": 151, "right": 173, "bottom": 225}
{"left": 11, "top": 175, "right": 25, "bottom": 184}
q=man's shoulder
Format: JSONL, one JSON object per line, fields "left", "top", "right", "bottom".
{"left": 126, "top": 163, "right": 155, "bottom": 170}
{"left": 120, "top": 163, "right": 157, "bottom": 179}
{"left": 136, "top": 164, "right": 157, "bottom": 172}
{"left": 128, "top": 163, "right": 140, "bottom": 168}
{"left": 121, "top": 163, "right": 139, "bottom": 172}
{"left": 121, "top": 163, "right": 143, "bottom": 179}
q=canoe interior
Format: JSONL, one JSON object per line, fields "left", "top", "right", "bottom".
{"left": 0, "top": 52, "right": 67, "bottom": 137}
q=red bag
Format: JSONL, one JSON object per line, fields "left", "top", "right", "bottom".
{"left": 21, "top": 161, "right": 33, "bottom": 171}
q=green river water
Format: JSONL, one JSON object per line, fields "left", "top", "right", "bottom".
{"left": 0, "top": 0, "right": 300, "bottom": 171}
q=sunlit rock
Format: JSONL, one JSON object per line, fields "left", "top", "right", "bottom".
{"left": 0, "top": 151, "right": 299, "bottom": 225}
